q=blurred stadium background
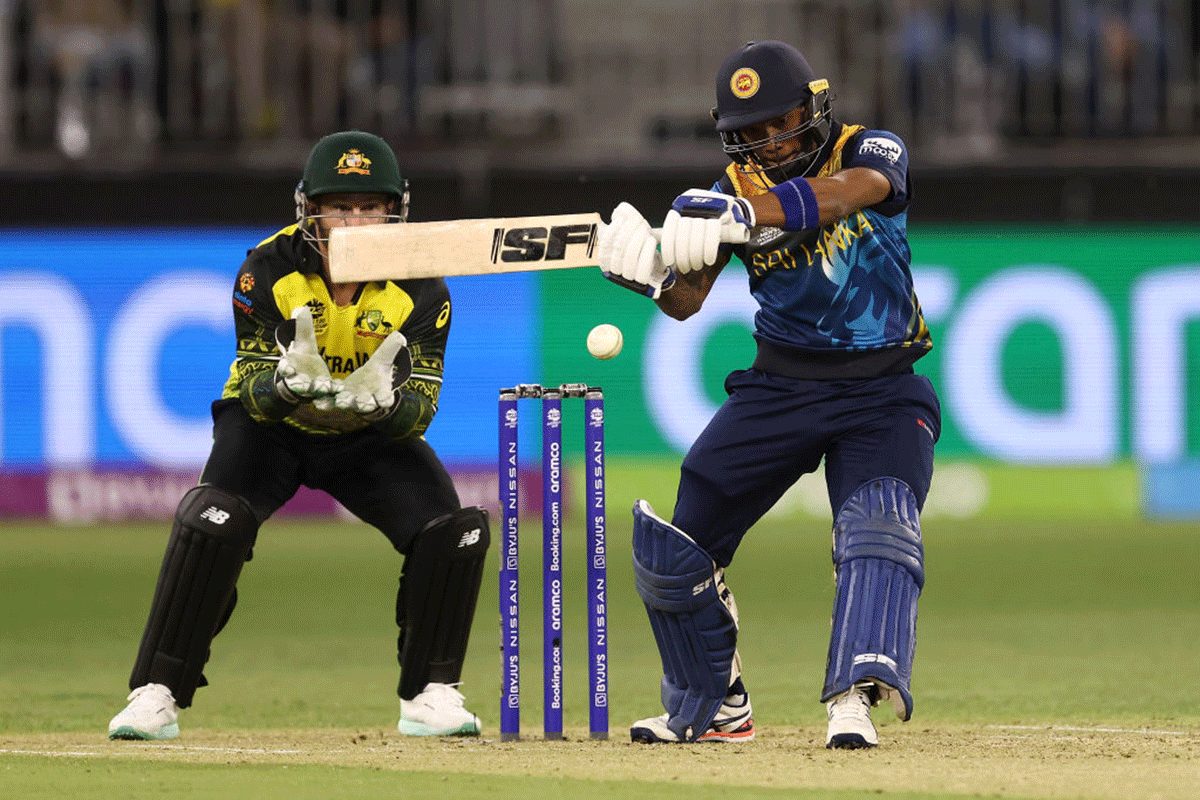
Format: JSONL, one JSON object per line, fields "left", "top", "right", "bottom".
{"left": 1, "top": 0, "right": 1198, "bottom": 524}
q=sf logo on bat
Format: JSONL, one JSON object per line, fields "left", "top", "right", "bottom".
{"left": 490, "top": 223, "right": 598, "bottom": 263}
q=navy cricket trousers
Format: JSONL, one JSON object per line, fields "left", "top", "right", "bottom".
{"left": 671, "top": 368, "right": 940, "bottom": 567}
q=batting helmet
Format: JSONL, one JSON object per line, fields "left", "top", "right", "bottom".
{"left": 711, "top": 41, "right": 834, "bottom": 179}
{"left": 295, "top": 130, "right": 410, "bottom": 224}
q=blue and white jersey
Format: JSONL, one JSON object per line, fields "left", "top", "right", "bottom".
{"left": 717, "top": 122, "right": 932, "bottom": 378}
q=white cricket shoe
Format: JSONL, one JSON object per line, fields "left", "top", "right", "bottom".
{"left": 630, "top": 678, "right": 754, "bottom": 743}
{"left": 397, "top": 682, "right": 481, "bottom": 737}
{"left": 108, "top": 683, "right": 180, "bottom": 741}
{"left": 825, "top": 681, "right": 878, "bottom": 749}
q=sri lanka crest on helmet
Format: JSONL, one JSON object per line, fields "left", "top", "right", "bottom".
{"left": 730, "top": 67, "right": 760, "bottom": 99}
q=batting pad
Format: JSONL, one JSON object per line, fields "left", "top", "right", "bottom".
{"left": 130, "top": 485, "right": 258, "bottom": 707}
{"left": 822, "top": 478, "right": 924, "bottom": 720}
{"left": 632, "top": 499, "right": 737, "bottom": 742}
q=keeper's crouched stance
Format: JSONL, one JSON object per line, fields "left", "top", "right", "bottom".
{"left": 109, "top": 130, "right": 490, "bottom": 740}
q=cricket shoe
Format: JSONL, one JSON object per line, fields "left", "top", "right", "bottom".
{"left": 630, "top": 678, "right": 754, "bottom": 743}
{"left": 108, "top": 683, "right": 180, "bottom": 741}
{"left": 825, "top": 681, "right": 878, "bottom": 749}
{"left": 397, "top": 682, "right": 481, "bottom": 737}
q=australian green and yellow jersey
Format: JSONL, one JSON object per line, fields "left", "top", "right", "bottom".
{"left": 221, "top": 225, "right": 450, "bottom": 437}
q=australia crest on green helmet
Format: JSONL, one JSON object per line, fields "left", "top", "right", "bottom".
{"left": 295, "top": 130, "right": 411, "bottom": 249}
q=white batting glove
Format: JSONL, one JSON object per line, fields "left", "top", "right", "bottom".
{"left": 659, "top": 189, "right": 755, "bottom": 274}
{"left": 275, "top": 306, "right": 334, "bottom": 404}
{"left": 331, "top": 330, "right": 412, "bottom": 419}
{"left": 597, "top": 202, "right": 675, "bottom": 299}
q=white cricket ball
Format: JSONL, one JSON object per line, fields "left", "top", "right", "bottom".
{"left": 587, "top": 323, "right": 623, "bottom": 360}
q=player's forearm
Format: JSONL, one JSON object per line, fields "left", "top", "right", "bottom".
{"left": 746, "top": 180, "right": 840, "bottom": 227}
{"left": 747, "top": 169, "right": 890, "bottom": 229}
{"left": 654, "top": 263, "right": 720, "bottom": 320}
{"left": 371, "top": 376, "right": 441, "bottom": 440}
{"left": 239, "top": 367, "right": 299, "bottom": 422}
{"left": 372, "top": 389, "right": 436, "bottom": 440}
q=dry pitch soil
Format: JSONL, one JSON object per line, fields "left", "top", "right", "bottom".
{"left": 4, "top": 723, "right": 1198, "bottom": 799}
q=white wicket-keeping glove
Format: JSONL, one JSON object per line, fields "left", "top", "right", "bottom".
{"left": 659, "top": 189, "right": 754, "bottom": 274}
{"left": 597, "top": 202, "right": 675, "bottom": 299}
{"left": 275, "top": 306, "right": 334, "bottom": 405}
{"left": 331, "top": 330, "right": 412, "bottom": 419}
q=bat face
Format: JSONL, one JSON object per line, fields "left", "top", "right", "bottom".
{"left": 329, "top": 213, "right": 605, "bottom": 282}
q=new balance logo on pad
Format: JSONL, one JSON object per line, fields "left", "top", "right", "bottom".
{"left": 199, "top": 507, "right": 230, "bottom": 525}
{"left": 458, "top": 529, "right": 482, "bottom": 548}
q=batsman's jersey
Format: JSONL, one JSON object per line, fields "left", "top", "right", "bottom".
{"left": 220, "top": 226, "right": 450, "bottom": 436}
{"left": 717, "top": 122, "right": 931, "bottom": 378}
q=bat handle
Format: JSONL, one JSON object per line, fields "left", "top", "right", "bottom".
{"left": 648, "top": 225, "right": 750, "bottom": 244}
{"left": 602, "top": 271, "right": 660, "bottom": 298}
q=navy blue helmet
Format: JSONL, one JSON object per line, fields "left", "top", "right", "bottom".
{"left": 711, "top": 41, "right": 834, "bottom": 179}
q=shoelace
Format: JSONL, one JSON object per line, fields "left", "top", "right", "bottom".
{"left": 830, "top": 688, "right": 871, "bottom": 717}
{"left": 128, "top": 684, "right": 173, "bottom": 706}
{"left": 421, "top": 683, "right": 465, "bottom": 707}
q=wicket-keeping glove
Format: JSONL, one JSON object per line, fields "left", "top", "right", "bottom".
{"left": 597, "top": 202, "right": 675, "bottom": 299}
{"left": 331, "top": 330, "right": 412, "bottom": 420}
{"left": 659, "top": 189, "right": 754, "bottom": 274}
{"left": 275, "top": 306, "right": 335, "bottom": 406}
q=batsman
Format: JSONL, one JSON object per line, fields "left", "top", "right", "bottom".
{"left": 598, "top": 40, "right": 940, "bottom": 748}
{"left": 108, "top": 131, "right": 490, "bottom": 740}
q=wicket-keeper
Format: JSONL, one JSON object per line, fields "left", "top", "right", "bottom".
{"left": 108, "top": 130, "right": 489, "bottom": 740}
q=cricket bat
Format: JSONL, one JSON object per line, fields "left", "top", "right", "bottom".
{"left": 328, "top": 212, "right": 607, "bottom": 283}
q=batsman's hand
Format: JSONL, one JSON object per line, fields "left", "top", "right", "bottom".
{"left": 275, "top": 306, "right": 334, "bottom": 405}
{"left": 597, "top": 202, "right": 675, "bottom": 299}
{"left": 660, "top": 189, "right": 754, "bottom": 274}
{"left": 331, "top": 330, "right": 412, "bottom": 420}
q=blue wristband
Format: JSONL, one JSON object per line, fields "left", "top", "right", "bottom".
{"left": 769, "top": 178, "right": 819, "bottom": 231}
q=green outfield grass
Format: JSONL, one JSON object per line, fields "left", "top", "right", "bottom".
{"left": 3, "top": 458, "right": 1199, "bottom": 798}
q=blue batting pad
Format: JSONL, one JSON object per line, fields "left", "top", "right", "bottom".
{"left": 631, "top": 500, "right": 737, "bottom": 741}
{"left": 821, "top": 478, "right": 924, "bottom": 720}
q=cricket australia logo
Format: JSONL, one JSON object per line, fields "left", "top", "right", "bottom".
{"left": 336, "top": 149, "right": 372, "bottom": 175}
{"left": 355, "top": 309, "right": 393, "bottom": 340}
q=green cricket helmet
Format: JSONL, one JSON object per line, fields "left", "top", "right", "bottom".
{"left": 295, "top": 131, "right": 410, "bottom": 241}
{"left": 711, "top": 40, "right": 834, "bottom": 180}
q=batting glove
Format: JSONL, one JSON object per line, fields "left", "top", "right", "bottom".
{"left": 275, "top": 306, "right": 334, "bottom": 405}
{"left": 331, "top": 330, "right": 412, "bottom": 420}
{"left": 659, "top": 189, "right": 754, "bottom": 274}
{"left": 597, "top": 202, "right": 675, "bottom": 299}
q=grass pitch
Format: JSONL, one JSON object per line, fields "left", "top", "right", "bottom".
{"left": 3, "top": 458, "right": 1199, "bottom": 799}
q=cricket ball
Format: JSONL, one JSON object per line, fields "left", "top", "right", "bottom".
{"left": 587, "top": 323, "right": 623, "bottom": 360}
